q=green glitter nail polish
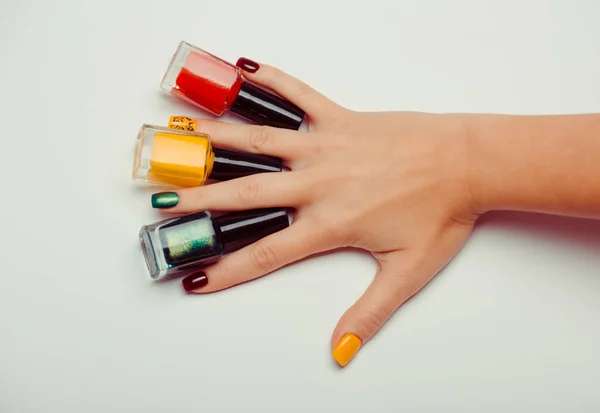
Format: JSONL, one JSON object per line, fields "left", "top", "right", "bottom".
{"left": 139, "top": 209, "right": 291, "bottom": 280}
{"left": 160, "top": 216, "right": 220, "bottom": 266}
{"left": 151, "top": 192, "right": 179, "bottom": 209}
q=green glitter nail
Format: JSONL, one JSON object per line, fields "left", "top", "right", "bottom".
{"left": 151, "top": 192, "right": 179, "bottom": 209}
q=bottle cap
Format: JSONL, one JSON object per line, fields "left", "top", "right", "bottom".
{"left": 211, "top": 148, "right": 283, "bottom": 181}
{"left": 214, "top": 208, "right": 290, "bottom": 254}
{"left": 230, "top": 81, "right": 305, "bottom": 130}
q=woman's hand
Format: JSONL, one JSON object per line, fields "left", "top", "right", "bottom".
{"left": 153, "top": 60, "right": 480, "bottom": 367}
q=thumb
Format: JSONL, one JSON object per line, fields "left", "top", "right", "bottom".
{"left": 330, "top": 252, "right": 432, "bottom": 367}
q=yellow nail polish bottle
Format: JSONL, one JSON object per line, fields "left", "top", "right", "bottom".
{"left": 132, "top": 118, "right": 282, "bottom": 188}
{"left": 133, "top": 123, "right": 214, "bottom": 187}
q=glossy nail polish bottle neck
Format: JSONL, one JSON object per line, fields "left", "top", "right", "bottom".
{"left": 215, "top": 208, "right": 290, "bottom": 254}
{"left": 230, "top": 82, "right": 305, "bottom": 130}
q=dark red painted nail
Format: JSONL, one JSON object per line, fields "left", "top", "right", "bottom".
{"left": 236, "top": 57, "right": 260, "bottom": 73}
{"left": 182, "top": 272, "right": 208, "bottom": 292}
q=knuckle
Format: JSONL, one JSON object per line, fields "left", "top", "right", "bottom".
{"left": 237, "top": 181, "right": 262, "bottom": 204}
{"left": 361, "top": 307, "right": 390, "bottom": 333}
{"left": 293, "top": 82, "right": 313, "bottom": 99}
{"left": 248, "top": 127, "right": 272, "bottom": 153}
{"left": 250, "top": 243, "right": 279, "bottom": 272}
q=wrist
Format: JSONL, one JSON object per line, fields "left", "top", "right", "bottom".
{"left": 466, "top": 113, "right": 600, "bottom": 218}
{"left": 465, "top": 114, "right": 515, "bottom": 214}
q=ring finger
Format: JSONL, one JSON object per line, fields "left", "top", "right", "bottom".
{"left": 182, "top": 219, "right": 330, "bottom": 293}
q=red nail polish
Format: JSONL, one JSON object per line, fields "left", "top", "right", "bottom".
{"left": 161, "top": 41, "right": 305, "bottom": 130}
{"left": 182, "top": 272, "right": 208, "bottom": 292}
{"left": 236, "top": 57, "right": 259, "bottom": 73}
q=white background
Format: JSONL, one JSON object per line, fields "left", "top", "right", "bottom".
{"left": 1, "top": 0, "right": 600, "bottom": 411}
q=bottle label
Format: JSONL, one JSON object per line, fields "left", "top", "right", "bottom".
{"left": 168, "top": 116, "right": 198, "bottom": 132}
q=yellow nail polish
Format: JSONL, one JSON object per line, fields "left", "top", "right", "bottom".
{"left": 132, "top": 124, "right": 214, "bottom": 188}
{"left": 332, "top": 334, "right": 362, "bottom": 367}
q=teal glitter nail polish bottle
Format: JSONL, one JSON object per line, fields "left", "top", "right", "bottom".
{"left": 139, "top": 208, "right": 290, "bottom": 280}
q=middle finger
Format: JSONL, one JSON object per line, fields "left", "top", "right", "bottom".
{"left": 152, "top": 171, "right": 310, "bottom": 213}
{"left": 190, "top": 118, "right": 314, "bottom": 162}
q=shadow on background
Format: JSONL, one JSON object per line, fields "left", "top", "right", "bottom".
{"left": 476, "top": 211, "right": 600, "bottom": 253}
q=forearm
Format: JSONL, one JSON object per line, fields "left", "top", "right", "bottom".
{"left": 468, "top": 113, "right": 600, "bottom": 218}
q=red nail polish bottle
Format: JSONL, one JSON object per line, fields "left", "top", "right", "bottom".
{"left": 161, "top": 41, "right": 305, "bottom": 130}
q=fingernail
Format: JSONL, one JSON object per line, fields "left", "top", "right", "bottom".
{"left": 236, "top": 57, "right": 260, "bottom": 73}
{"left": 182, "top": 272, "right": 209, "bottom": 292}
{"left": 332, "top": 333, "right": 362, "bottom": 367}
{"left": 151, "top": 192, "right": 179, "bottom": 209}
